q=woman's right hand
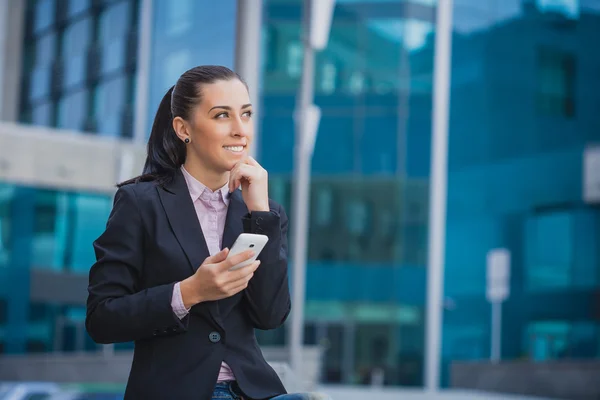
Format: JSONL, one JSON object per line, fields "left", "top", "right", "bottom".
{"left": 179, "top": 248, "right": 259, "bottom": 308}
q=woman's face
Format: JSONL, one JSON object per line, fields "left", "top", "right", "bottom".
{"left": 176, "top": 79, "right": 253, "bottom": 173}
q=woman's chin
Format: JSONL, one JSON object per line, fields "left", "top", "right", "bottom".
{"left": 219, "top": 160, "right": 239, "bottom": 172}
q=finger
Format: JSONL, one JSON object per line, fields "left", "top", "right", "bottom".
{"left": 228, "top": 168, "right": 236, "bottom": 193}
{"left": 230, "top": 165, "right": 252, "bottom": 192}
{"left": 225, "top": 271, "right": 257, "bottom": 295}
{"left": 245, "top": 156, "right": 260, "bottom": 167}
{"left": 228, "top": 260, "right": 261, "bottom": 280}
{"left": 219, "top": 249, "right": 255, "bottom": 271}
{"left": 226, "top": 264, "right": 257, "bottom": 288}
{"left": 203, "top": 248, "right": 229, "bottom": 265}
{"left": 229, "top": 163, "right": 244, "bottom": 192}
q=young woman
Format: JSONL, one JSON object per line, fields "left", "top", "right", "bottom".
{"left": 86, "top": 65, "right": 329, "bottom": 400}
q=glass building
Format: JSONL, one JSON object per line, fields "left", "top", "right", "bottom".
{"left": 0, "top": 0, "right": 599, "bottom": 389}
{"left": 443, "top": 0, "right": 600, "bottom": 384}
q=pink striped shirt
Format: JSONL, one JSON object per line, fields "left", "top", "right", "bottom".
{"left": 171, "top": 165, "right": 235, "bottom": 382}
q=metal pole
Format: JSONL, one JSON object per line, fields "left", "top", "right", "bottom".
{"left": 289, "top": 0, "right": 315, "bottom": 379}
{"left": 235, "top": 0, "right": 263, "bottom": 159}
{"left": 490, "top": 301, "right": 502, "bottom": 363}
{"left": 424, "top": 0, "right": 454, "bottom": 392}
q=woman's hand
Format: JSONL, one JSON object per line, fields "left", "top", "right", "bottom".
{"left": 179, "top": 248, "right": 260, "bottom": 308}
{"left": 229, "top": 156, "right": 270, "bottom": 212}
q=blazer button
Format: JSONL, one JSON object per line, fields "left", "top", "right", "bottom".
{"left": 209, "top": 331, "right": 221, "bottom": 343}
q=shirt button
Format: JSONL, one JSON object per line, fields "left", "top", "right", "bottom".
{"left": 209, "top": 331, "right": 221, "bottom": 343}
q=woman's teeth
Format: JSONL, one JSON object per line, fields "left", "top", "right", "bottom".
{"left": 224, "top": 146, "right": 244, "bottom": 152}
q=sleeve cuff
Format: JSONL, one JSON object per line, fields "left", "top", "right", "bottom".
{"left": 171, "top": 282, "right": 190, "bottom": 320}
{"left": 242, "top": 210, "right": 280, "bottom": 234}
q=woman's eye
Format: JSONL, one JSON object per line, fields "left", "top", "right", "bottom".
{"left": 216, "top": 112, "right": 228, "bottom": 119}
{"left": 243, "top": 111, "right": 253, "bottom": 118}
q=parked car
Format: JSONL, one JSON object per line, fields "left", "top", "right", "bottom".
{"left": 0, "top": 382, "right": 61, "bottom": 400}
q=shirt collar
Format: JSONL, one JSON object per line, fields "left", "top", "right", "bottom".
{"left": 180, "top": 166, "right": 230, "bottom": 205}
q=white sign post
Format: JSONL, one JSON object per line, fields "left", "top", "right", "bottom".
{"left": 486, "top": 248, "right": 511, "bottom": 363}
{"left": 583, "top": 145, "right": 600, "bottom": 204}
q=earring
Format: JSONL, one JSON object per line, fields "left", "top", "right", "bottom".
{"left": 184, "top": 138, "right": 190, "bottom": 144}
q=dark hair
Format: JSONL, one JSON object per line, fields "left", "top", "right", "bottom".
{"left": 118, "top": 65, "right": 246, "bottom": 187}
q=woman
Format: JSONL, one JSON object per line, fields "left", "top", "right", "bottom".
{"left": 86, "top": 66, "right": 329, "bottom": 400}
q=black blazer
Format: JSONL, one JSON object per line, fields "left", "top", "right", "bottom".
{"left": 85, "top": 169, "right": 291, "bottom": 400}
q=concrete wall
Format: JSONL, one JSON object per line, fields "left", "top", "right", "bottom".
{"left": 0, "top": 346, "right": 323, "bottom": 391}
{"left": 0, "top": 122, "right": 146, "bottom": 194}
{"left": 451, "top": 361, "right": 600, "bottom": 400}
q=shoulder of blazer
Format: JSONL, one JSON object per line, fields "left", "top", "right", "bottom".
{"left": 118, "top": 180, "right": 161, "bottom": 201}
{"left": 114, "top": 181, "right": 163, "bottom": 223}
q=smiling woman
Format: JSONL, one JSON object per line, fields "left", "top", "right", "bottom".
{"left": 86, "top": 65, "right": 329, "bottom": 400}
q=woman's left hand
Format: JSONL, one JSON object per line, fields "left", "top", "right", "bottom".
{"left": 229, "top": 156, "right": 270, "bottom": 212}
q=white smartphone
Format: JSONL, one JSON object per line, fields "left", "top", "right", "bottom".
{"left": 227, "top": 233, "right": 269, "bottom": 271}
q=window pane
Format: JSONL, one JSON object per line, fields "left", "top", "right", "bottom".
{"left": 35, "top": 33, "right": 57, "bottom": 65}
{"left": 31, "top": 102, "right": 52, "bottom": 126}
{"left": 62, "top": 17, "right": 91, "bottom": 89}
{"left": 526, "top": 212, "right": 573, "bottom": 291}
{"left": 29, "top": 66, "right": 52, "bottom": 102}
{"left": 57, "top": 89, "right": 88, "bottom": 131}
{"left": 99, "top": 1, "right": 130, "bottom": 41}
{"left": 101, "top": 38, "right": 126, "bottom": 75}
{"left": 31, "top": 191, "right": 65, "bottom": 270}
{"left": 0, "top": 186, "right": 13, "bottom": 268}
{"left": 33, "top": 0, "right": 56, "bottom": 34}
{"left": 536, "top": 47, "right": 576, "bottom": 117}
{"left": 94, "top": 75, "right": 126, "bottom": 136}
{"left": 68, "top": 194, "right": 112, "bottom": 271}
{"left": 67, "top": 0, "right": 90, "bottom": 18}
{"left": 99, "top": 2, "right": 131, "bottom": 75}
{"left": 28, "top": 32, "right": 57, "bottom": 103}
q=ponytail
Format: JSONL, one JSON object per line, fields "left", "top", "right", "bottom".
{"left": 117, "top": 86, "right": 186, "bottom": 187}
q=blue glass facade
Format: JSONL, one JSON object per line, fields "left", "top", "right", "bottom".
{"left": 20, "top": 0, "right": 140, "bottom": 137}
{"left": 0, "top": 183, "right": 112, "bottom": 353}
{"left": 258, "top": 0, "right": 435, "bottom": 385}
{"left": 442, "top": 0, "right": 600, "bottom": 386}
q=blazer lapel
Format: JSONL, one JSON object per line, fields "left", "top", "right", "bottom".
{"left": 156, "top": 170, "right": 209, "bottom": 274}
{"left": 156, "top": 170, "right": 224, "bottom": 329}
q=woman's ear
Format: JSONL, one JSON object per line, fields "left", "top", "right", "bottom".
{"left": 172, "top": 116, "right": 189, "bottom": 142}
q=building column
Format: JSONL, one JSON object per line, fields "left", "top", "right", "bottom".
{"left": 0, "top": 0, "right": 26, "bottom": 122}
{"left": 235, "top": 0, "right": 263, "bottom": 159}
{"left": 133, "top": 0, "right": 154, "bottom": 143}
